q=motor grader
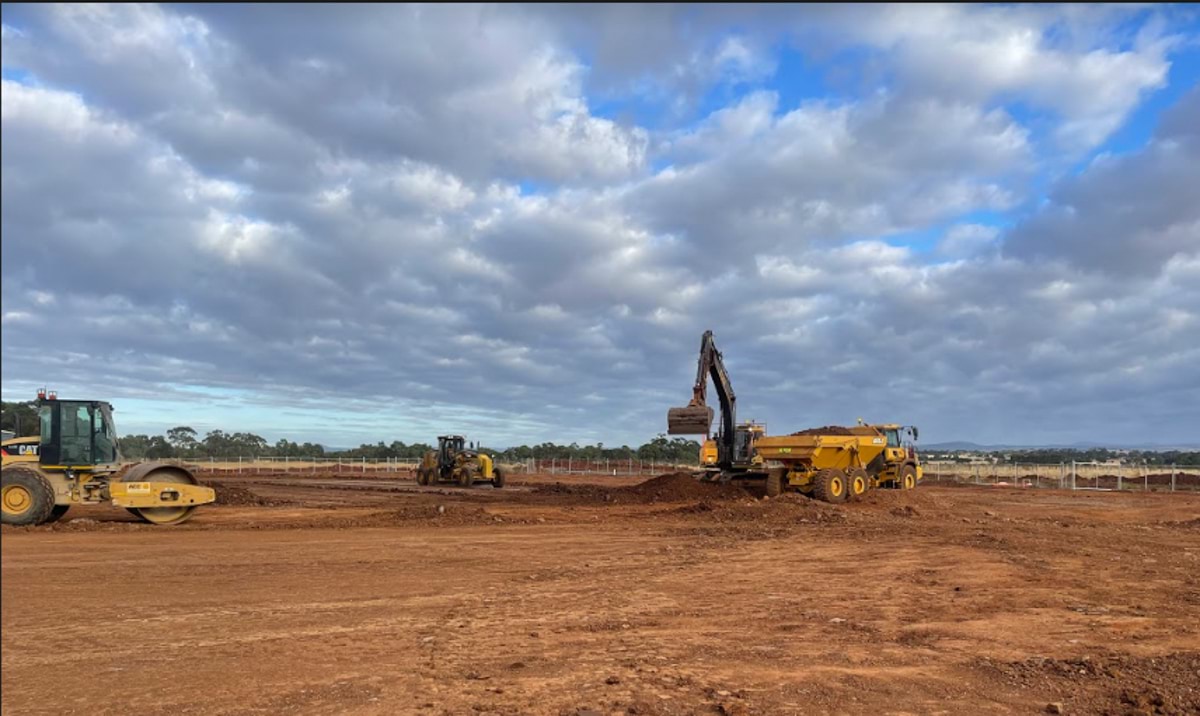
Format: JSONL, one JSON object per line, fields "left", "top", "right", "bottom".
{"left": 667, "top": 331, "right": 923, "bottom": 502}
{"left": 416, "top": 435, "right": 504, "bottom": 488}
{"left": 1, "top": 390, "right": 215, "bottom": 526}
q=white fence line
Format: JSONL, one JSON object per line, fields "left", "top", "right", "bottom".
{"left": 166, "top": 455, "right": 695, "bottom": 477}
{"left": 922, "top": 460, "right": 1200, "bottom": 492}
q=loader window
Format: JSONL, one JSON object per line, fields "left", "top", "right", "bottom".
{"left": 885, "top": 429, "right": 900, "bottom": 448}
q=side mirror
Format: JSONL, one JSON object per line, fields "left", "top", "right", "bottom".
{"left": 912, "top": 427, "right": 919, "bottom": 441}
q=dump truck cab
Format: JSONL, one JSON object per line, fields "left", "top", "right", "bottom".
{"left": 2, "top": 390, "right": 215, "bottom": 526}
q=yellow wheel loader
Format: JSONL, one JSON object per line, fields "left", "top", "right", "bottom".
{"left": 1, "top": 390, "right": 215, "bottom": 526}
{"left": 416, "top": 435, "right": 504, "bottom": 489}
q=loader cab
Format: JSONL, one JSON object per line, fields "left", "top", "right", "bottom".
{"left": 37, "top": 395, "right": 120, "bottom": 468}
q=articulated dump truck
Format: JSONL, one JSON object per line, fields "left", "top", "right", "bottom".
{"left": 755, "top": 423, "right": 923, "bottom": 502}
{"left": 668, "top": 331, "right": 923, "bottom": 503}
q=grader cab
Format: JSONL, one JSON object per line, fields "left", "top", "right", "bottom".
{"left": 1, "top": 390, "right": 214, "bottom": 526}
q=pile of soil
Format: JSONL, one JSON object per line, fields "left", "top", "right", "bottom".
{"left": 204, "top": 481, "right": 292, "bottom": 507}
{"left": 979, "top": 650, "right": 1200, "bottom": 715}
{"left": 790, "top": 426, "right": 855, "bottom": 436}
{"left": 620, "top": 472, "right": 748, "bottom": 503}
{"left": 676, "top": 492, "right": 846, "bottom": 524}
{"left": 533, "top": 472, "right": 749, "bottom": 505}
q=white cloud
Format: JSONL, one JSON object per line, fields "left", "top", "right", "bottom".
{"left": 2, "top": 4, "right": 1197, "bottom": 446}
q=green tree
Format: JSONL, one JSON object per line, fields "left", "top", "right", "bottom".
{"left": 1, "top": 400, "right": 39, "bottom": 437}
{"left": 166, "top": 426, "right": 198, "bottom": 455}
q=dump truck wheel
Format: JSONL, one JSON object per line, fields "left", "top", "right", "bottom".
{"left": 846, "top": 468, "right": 869, "bottom": 501}
{"left": 416, "top": 467, "right": 429, "bottom": 486}
{"left": 45, "top": 504, "right": 71, "bottom": 524}
{"left": 899, "top": 465, "right": 917, "bottom": 490}
{"left": 812, "top": 468, "right": 848, "bottom": 504}
{"left": 765, "top": 468, "right": 785, "bottom": 498}
{"left": 1, "top": 467, "right": 56, "bottom": 526}
{"left": 124, "top": 465, "right": 199, "bottom": 525}
{"left": 493, "top": 468, "right": 505, "bottom": 489}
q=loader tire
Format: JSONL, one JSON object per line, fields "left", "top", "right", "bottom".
{"left": 812, "top": 468, "right": 848, "bottom": 504}
{"left": 765, "top": 468, "right": 785, "bottom": 498}
{"left": 899, "top": 465, "right": 917, "bottom": 490}
{"left": 846, "top": 468, "right": 869, "bottom": 501}
{"left": 416, "top": 467, "right": 429, "bottom": 486}
{"left": 493, "top": 467, "right": 505, "bottom": 489}
{"left": 2, "top": 467, "right": 56, "bottom": 526}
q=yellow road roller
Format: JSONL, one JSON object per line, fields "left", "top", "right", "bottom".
{"left": 1, "top": 390, "right": 214, "bottom": 526}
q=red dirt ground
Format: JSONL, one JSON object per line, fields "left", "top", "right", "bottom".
{"left": 3, "top": 472, "right": 1198, "bottom": 715}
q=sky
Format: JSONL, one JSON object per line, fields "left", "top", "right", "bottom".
{"left": 1, "top": 4, "right": 1199, "bottom": 448}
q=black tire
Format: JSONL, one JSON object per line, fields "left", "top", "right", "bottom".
{"left": 458, "top": 467, "right": 475, "bottom": 488}
{"left": 416, "top": 467, "right": 429, "bottom": 486}
{"left": 899, "top": 464, "right": 917, "bottom": 490}
{"left": 846, "top": 468, "right": 869, "bottom": 501}
{"left": 493, "top": 467, "right": 505, "bottom": 489}
{"left": 45, "top": 504, "right": 71, "bottom": 524}
{"left": 812, "top": 468, "right": 848, "bottom": 504}
{"left": 2, "top": 467, "right": 57, "bottom": 526}
{"left": 765, "top": 468, "right": 785, "bottom": 497}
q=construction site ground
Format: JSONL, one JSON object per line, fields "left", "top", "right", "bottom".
{"left": 3, "top": 472, "right": 1198, "bottom": 715}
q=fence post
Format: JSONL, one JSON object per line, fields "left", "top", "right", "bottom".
{"left": 239, "top": 455, "right": 243, "bottom": 475}
{"left": 1172, "top": 464, "right": 1177, "bottom": 492}
{"left": 362, "top": 456, "right": 366, "bottom": 473}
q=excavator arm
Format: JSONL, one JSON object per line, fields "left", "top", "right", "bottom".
{"left": 667, "top": 330, "right": 737, "bottom": 469}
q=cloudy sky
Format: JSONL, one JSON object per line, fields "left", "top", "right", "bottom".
{"left": 2, "top": 4, "right": 1198, "bottom": 448}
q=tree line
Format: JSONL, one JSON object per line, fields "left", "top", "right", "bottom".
{"left": 930, "top": 447, "right": 1200, "bottom": 467}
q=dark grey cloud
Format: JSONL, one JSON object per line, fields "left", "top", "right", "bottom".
{"left": 1005, "top": 87, "right": 1200, "bottom": 275}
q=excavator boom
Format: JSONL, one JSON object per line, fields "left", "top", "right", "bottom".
{"left": 666, "top": 330, "right": 737, "bottom": 468}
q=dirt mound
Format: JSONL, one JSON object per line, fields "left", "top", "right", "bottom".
{"left": 204, "top": 481, "right": 291, "bottom": 507}
{"left": 981, "top": 650, "right": 1200, "bottom": 715}
{"left": 621, "top": 472, "right": 748, "bottom": 502}
{"left": 533, "top": 472, "right": 749, "bottom": 505}
{"left": 790, "top": 426, "right": 855, "bottom": 436}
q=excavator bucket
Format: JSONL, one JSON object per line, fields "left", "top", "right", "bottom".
{"left": 667, "top": 405, "right": 714, "bottom": 435}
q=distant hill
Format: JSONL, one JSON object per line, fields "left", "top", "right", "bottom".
{"left": 923, "top": 441, "right": 1200, "bottom": 452}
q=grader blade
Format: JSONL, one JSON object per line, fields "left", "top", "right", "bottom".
{"left": 667, "top": 405, "right": 714, "bottom": 435}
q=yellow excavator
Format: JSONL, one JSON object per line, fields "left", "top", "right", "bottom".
{"left": 1, "top": 390, "right": 215, "bottom": 526}
{"left": 667, "top": 331, "right": 923, "bottom": 502}
{"left": 667, "top": 330, "right": 761, "bottom": 478}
